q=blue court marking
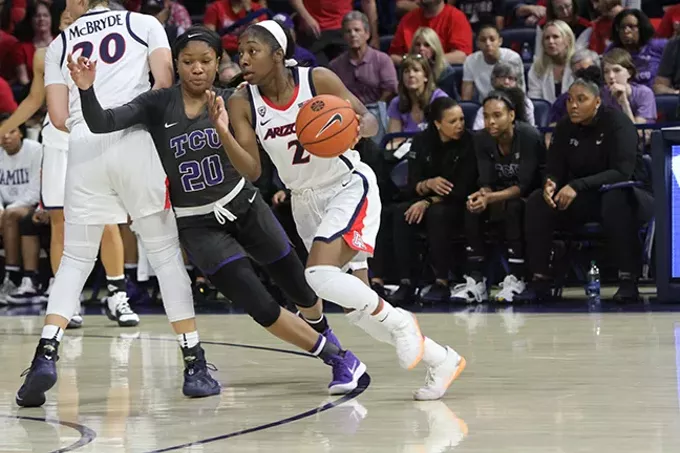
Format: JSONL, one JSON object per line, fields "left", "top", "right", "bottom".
{"left": 7, "top": 332, "right": 371, "bottom": 452}
{"left": 0, "top": 414, "right": 96, "bottom": 453}
{"left": 148, "top": 373, "right": 371, "bottom": 453}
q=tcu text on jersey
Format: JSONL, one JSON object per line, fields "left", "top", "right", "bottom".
{"left": 170, "top": 128, "right": 221, "bottom": 158}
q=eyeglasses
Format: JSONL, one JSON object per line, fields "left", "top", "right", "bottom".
{"left": 403, "top": 53, "right": 426, "bottom": 61}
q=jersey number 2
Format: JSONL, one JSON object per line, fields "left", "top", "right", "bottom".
{"left": 73, "top": 33, "right": 126, "bottom": 64}
{"left": 289, "top": 140, "right": 310, "bottom": 165}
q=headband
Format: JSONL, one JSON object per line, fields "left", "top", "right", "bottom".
{"left": 173, "top": 28, "right": 222, "bottom": 60}
{"left": 254, "top": 20, "right": 297, "bottom": 67}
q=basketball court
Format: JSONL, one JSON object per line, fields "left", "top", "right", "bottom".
{"left": 2, "top": 302, "right": 680, "bottom": 452}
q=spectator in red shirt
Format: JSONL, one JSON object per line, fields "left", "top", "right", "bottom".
{"left": 0, "top": 76, "right": 17, "bottom": 114}
{"left": 12, "top": 1, "right": 54, "bottom": 89}
{"left": 0, "top": 29, "right": 18, "bottom": 83}
{"left": 127, "top": 0, "right": 192, "bottom": 32}
{"left": 581, "top": 0, "right": 623, "bottom": 53}
{"left": 389, "top": 0, "right": 473, "bottom": 65}
{"left": 290, "top": 0, "right": 378, "bottom": 67}
{"left": 1, "top": 0, "right": 27, "bottom": 33}
{"left": 204, "top": 0, "right": 266, "bottom": 55}
{"left": 656, "top": 4, "right": 680, "bottom": 39}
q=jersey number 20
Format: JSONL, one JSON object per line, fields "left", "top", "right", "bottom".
{"left": 179, "top": 155, "right": 225, "bottom": 192}
{"left": 73, "top": 33, "right": 126, "bottom": 64}
{"left": 289, "top": 140, "right": 310, "bottom": 165}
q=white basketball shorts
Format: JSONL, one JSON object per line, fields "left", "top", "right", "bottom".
{"left": 291, "top": 161, "right": 381, "bottom": 266}
{"left": 41, "top": 145, "right": 68, "bottom": 209}
{"left": 65, "top": 125, "right": 168, "bottom": 225}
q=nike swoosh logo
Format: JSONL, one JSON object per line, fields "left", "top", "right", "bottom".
{"left": 248, "top": 193, "right": 257, "bottom": 203}
{"left": 315, "top": 113, "right": 343, "bottom": 138}
{"left": 348, "top": 362, "right": 357, "bottom": 374}
{"left": 260, "top": 119, "right": 272, "bottom": 126}
{"left": 188, "top": 34, "right": 200, "bottom": 39}
{"left": 341, "top": 179, "right": 350, "bottom": 187}
{"left": 165, "top": 122, "right": 178, "bottom": 128}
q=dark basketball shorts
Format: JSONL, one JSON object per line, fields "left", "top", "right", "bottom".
{"left": 176, "top": 188, "right": 293, "bottom": 276}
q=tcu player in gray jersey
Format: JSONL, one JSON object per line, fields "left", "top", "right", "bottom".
{"left": 16, "top": 0, "right": 219, "bottom": 408}
{"left": 67, "top": 28, "right": 366, "bottom": 395}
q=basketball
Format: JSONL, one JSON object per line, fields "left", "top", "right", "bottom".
{"left": 295, "top": 95, "right": 358, "bottom": 158}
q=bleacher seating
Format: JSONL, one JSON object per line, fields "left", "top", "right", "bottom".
{"left": 531, "top": 98, "right": 552, "bottom": 127}
{"left": 439, "top": 65, "right": 463, "bottom": 100}
{"left": 380, "top": 35, "right": 394, "bottom": 54}
{"left": 459, "top": 102, "right": 481, "bottom": 129}
{"left": 655, "top": 95, "right": 680, "bottom": 123}
{"left": 500, "top": 27, "right": 536, "bottom": 58}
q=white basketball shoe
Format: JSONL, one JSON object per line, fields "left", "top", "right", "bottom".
{"left": 414, "top": 346, "right": 466, "bottom": 401}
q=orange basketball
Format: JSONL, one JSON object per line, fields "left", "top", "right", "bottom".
{"left": 295, "top": 95, "right": 358, "bottom": 158}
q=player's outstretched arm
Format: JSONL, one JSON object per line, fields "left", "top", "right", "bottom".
{"left": 0, "top": 49, "right": 47, "bottom": 137}
{"left": 68, "top": 55, "right": 157, "bottom": 133}
{"left": 311, "top": 67, "right": 379, "bottom": 139}
{"left": 213, "top": 90, "right": 262, "bottom": 181}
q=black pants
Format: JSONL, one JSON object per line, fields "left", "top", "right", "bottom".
{"left": 390, "top": 201, "right": 464, "bottom": 281}
{"left": 525, "top": 187, "right": 654, "bottom": 277}
{"left": 465, "top": 198, "right": 526, "bottom": 277}
{"left": 298, "top": 29, "right": 347, "bottom": 67}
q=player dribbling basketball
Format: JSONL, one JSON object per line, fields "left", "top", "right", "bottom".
{"left": 218, "top": 20, "right": 466, "bottom": 400}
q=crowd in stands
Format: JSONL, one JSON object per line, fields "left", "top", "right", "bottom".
{"left": 1, "top": 0, "right": 679, "bottom": 308}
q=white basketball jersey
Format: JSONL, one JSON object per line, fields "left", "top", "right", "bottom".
{"left": 249, "top": 67, "right": 360, "bottom": 192}
{"left": 44, "top": 7, "right": 169, "bottom": 131}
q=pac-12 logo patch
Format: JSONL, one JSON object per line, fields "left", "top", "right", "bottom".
{"left": 258, "top": 106, "right": 266, "bottom": 117}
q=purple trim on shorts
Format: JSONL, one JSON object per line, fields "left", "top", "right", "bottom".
{"left": 204, "top": 253, "right": 246, "bottom": 276}
{"left": 313, "top": 171, "right": 369, "bottom": 244}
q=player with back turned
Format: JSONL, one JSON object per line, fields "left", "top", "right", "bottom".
{"left": 221, "top": 20, "right": 466, "bottom": 400}
{"left": 66, "top": 27, "right": 367, "bottom": 395}
{"left": 16, "top": 0, "right": 219, "bottom": 408}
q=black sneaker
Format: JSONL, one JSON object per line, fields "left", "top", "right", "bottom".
{"left": 513, "top": 279, "right": 554, "bottom": 303}
{"left": 371, "top": 282, "right": 387, "bottom": 300}
{"left": 182, "top": 345, "right": 221, "bottom": 398}
{"left": 16, "top": 339, "right": 59, "bottom": 407}
{"left": 613, "top": 279, "right": 640, "bottom": 302}
{"left": 422, "top": 282, "right": 451, "bottom": 304}
{"left": 390, "top": 284, "right": 415, "bottom": 306}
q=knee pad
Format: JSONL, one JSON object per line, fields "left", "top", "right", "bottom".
{"left": 211, "top": 259, "right": 282, "bottom": 328}
{"left": 63, "top": 225, "right": 103, "bottom": 263}
{"left": 304, "top": 265, "right": 341, "bottom": 298}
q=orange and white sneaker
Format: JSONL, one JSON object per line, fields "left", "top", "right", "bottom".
{"left": 392, "top": 308, "right": 425, "bottom": 370}
{"left": 413, "top": 347, "right": 466, "bottom": 401}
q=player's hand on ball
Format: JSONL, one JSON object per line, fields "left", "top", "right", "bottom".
{"left": 67, "top": 54, "right": 96, "bottom": 90}
{"left": 206, "top": 90, "right": 230, "bottom": 133}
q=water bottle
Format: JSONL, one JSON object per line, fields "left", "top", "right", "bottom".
{"left": 585, "top": 261, "right": 601, "bottom": 300}
{"left": 521, "top": 42, "right": 533, "bottom": 62}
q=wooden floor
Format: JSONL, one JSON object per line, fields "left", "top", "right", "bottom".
{"left": 1, "top": 310, "right": 680, "bottom": 452}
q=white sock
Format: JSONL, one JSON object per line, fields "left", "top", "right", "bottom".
{"left": 178, "top": 331, "right": 199, "bottom": 349}
{"left": 41, "top": 324, "right": 64, "bottom": 342}
{"left": 422, "top": 337, "right": 449, "bottom": 367}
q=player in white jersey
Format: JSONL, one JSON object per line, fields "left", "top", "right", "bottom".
{"left": 220, "top": 20, "right": 466, "bottom": 400}
{"left": 16, "top": 0, "right": 219, "bottom": 408}
{"left": 0, "top": 9, "right": 136, "bottom": 328}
